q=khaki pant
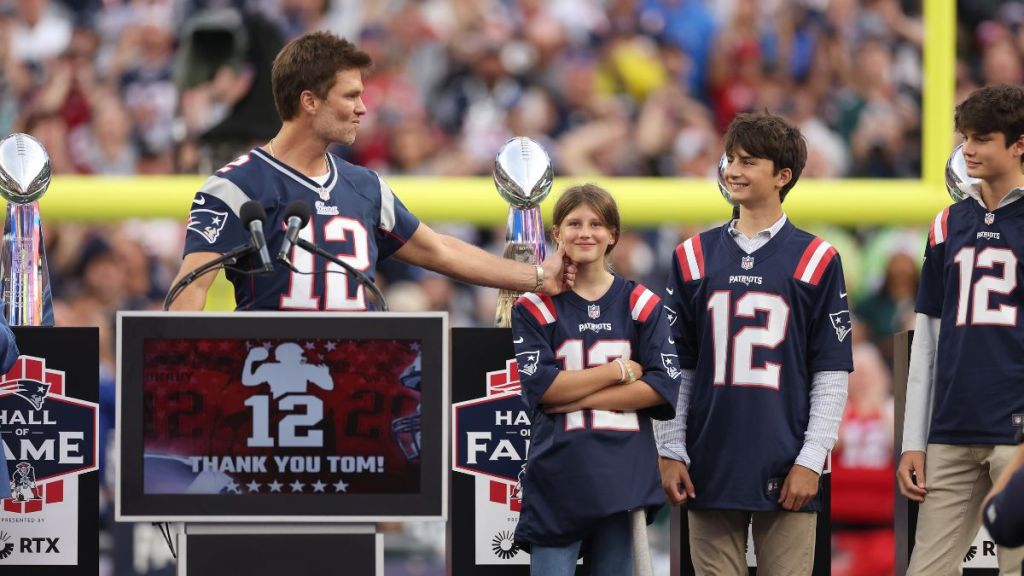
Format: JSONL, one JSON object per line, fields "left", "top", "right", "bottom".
{"left": 688, "top": 509, "right": 816, "bottom": 576}
{"left": 907, "top": 443, "right": 1024, "bottom": 576}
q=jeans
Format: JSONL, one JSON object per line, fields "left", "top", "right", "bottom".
{"left": 530, "top": 511, "right": 634, "bottom": 576}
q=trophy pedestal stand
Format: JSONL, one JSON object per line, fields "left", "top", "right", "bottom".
{"left": 177, "top": 523, "right": 381, "bottom": 576}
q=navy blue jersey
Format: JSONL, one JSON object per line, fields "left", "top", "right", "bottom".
{"left": 665, "top": 221, "right": 853, "bottom": 512}
{"left": 916, "top": 200, "right": 1024, "bottom": 445}
{"left": 511, "top": 277, "right": 680, "bottom": 547}
{"left": 182, "top": 148, "right": 420, "bottom": 310}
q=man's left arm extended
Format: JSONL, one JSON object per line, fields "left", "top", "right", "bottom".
{"left": 394, "top": 222, "right": 574, "bottom": 295}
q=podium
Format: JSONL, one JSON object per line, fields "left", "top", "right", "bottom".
{"left": 115, "top": 312, "right": 448, "bottom": 576}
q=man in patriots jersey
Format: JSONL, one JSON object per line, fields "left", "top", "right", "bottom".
{"left": 512, "top": 184, "right": 679, "bottom": 576}
{"left": 170, "top": 31, "right": 574, "bottom": 311}
{"left": 656, "top": 113, "right": 852, "bottom": 575}
{"left": 899, "top": 84, "right": 1024, "bottom": 575}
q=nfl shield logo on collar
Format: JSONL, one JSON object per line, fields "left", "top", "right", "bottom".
{"left": 588, "top": 304, "right": 600, "bottom": 319}
{"left": 741, "top": 256, "right": 755, "bottom": 270}
{"left": 985, "top": 212, "right": 995, "bottom": 225}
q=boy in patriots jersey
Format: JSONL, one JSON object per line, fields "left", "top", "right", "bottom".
{"left": 171, "top": 32, "right": 575, "bottom": 311}
{"left": 512, "top": 184, "right": 679, "bottom": 576}
{"left": 656, "top": 113, "right": 852, "bottom": 575}
{"left": 899, "top": 84, "right": 1024, "bottom": 575}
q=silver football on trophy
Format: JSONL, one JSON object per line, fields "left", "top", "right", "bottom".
{"left": 945, "top": 143, "right": 978, "bottom": 203}
{"left": 494, "top": 137, "right": 554, "bottom": 209}
{"left": 0, "top": 133, "right": 51, "bottom": 205}
{"left": 717, "top": 153, "right": 737, "bottom": 206}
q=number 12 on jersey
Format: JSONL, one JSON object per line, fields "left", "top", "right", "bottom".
{"left": 555, "top": 340, "right": 640, "bottom": 431}
{"left": 707, "top": 291, "right": 790, "bottom": 390}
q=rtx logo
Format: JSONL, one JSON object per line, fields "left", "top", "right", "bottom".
{"left": 0, "top": 532, "right": 12, "bottom": 560}
{"left": 964, "top": 541, "right": 997, "bottom": 563}
{"left": 20, "top": 537, "right": 59, "bottom": 554}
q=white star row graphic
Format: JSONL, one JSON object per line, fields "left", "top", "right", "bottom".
{"left": 224, "top": 478, "right": 349, "bottom": 494}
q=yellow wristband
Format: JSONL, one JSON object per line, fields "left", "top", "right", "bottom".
{"left": 532, "top": 265, "right": 544, "bottom": 292}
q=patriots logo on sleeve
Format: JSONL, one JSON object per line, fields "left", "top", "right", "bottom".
{"left": 829, "top": 310, "right": 852, "bottom": 342}
{"left": 187, "top": 209, "right": 229, "bottom": 244}
{"left": 661, "top": 353, "right": 681, "bottom": 379}
{"left": 516, "top": 351, "right": 540, "bottom": 376}
{"left": 664, "top": 306, "right": 678, "bottom": 327}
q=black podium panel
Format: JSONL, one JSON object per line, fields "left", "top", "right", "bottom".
{"left": 0, "top": 327, "right": 99, "bottom": 575}
{"left": 450, "top": 328, "right": 589, "bottom": 575}
{"left": 185, "top": 533, "right": 375, "bottom": 575}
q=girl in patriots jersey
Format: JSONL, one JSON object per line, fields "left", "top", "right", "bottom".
{"left": 511, "top": 184, "right": 680, "bottom": 576}
{"left": 656, "top": 113, "right": 852, "bottom": 575}
{"left": 899, "top": 84, "right": 1024, "bottom": 575}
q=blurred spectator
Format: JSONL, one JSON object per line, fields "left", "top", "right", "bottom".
{"left": 175, "top": 5, "right": 283, "bottom": 171}
{"left": 831, "top": 340, "right": 895, "bottom": 576}
{"left": 8, "top": 0, "right": 71, "bottom": 66}
{"left": 856, "top": 249, "right": 919, "bottom": 367}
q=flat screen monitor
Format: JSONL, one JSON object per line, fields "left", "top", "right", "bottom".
{"left": 116, "top": 312, "right": 447, "bottom": 522}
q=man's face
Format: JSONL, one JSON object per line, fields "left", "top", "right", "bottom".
{"left": 310, "top": 68, "right": 366, "bottom": 146}
{"left": 723, "top": 146, "right": 789, "bottom": 208}
{"left": 961, "top": 130, "right": 1024, "bottom": 181}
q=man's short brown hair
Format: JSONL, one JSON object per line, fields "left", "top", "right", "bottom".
{"left": 724, "top": 112, "right": 808, "bottom": 202}
{"left": 955, "top": 84, "right": 1024, "bottom": 157}
{"left": 271, "top": 32, "right": 372, "bottom": 121}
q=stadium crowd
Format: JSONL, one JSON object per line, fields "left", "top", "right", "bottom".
{"left": 3, "top": 0, "right": 1017, "bottom": 574}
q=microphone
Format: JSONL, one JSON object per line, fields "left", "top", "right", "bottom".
{"left": 240, "top": 200, "right": 274, "bottom": 274}
{"left": 276, "top": 200, "right": 312, "bottom": 269}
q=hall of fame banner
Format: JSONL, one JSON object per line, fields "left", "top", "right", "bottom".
{"left": 0, "top": 328, "right": 99, "bottom": 571}
{"left": 142, "top": 338, "right": 422, "bottom": 497}
{"left": 453, "top": 358, "right": 530, "bottom": 565}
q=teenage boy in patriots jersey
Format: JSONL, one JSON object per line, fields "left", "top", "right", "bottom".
{"left": 170, "top": 31, "right": 574, "bottom": 311}
{"left": 655, "top": 113, "right": 852, "bottom": 575}
{"left": 898, "top": 84, "right": 1024, "bottom": 575}
{"left": 511, "top": 184, "right": 679, "bottom": 576}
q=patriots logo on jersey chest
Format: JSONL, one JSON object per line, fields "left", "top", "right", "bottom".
{"left": 315, "top": 200, "right": 339, "bottom": 215}
{"left": 741, "top": 256, "right": 755, "bottom": 270}
{"left": 588, "top": 304, "right": 600, "bottom": 319}
{"left": 187, "top": 209, "right": 229, "bottom": 244}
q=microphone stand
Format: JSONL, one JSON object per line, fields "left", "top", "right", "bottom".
{"left": 294, "top": 238, "right": 389, "bottom": 311}
{"left": 162, "top": 243, "right": 259, "bottom": 311}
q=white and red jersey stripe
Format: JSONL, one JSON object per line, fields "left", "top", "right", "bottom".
{"left": 928, "top": 207, "right": 950, "bottom": 248}
{"left": 794, "top": 237, "right": 838, "bottom": 286}
{"left": 516, "top": 292, "right": 557, "bottom": 325}
{"left": 629, "top": 285, "right": 661, "bottom": 322}
{"left": 676, "top": 235, "right": 705, "bottom": 282}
